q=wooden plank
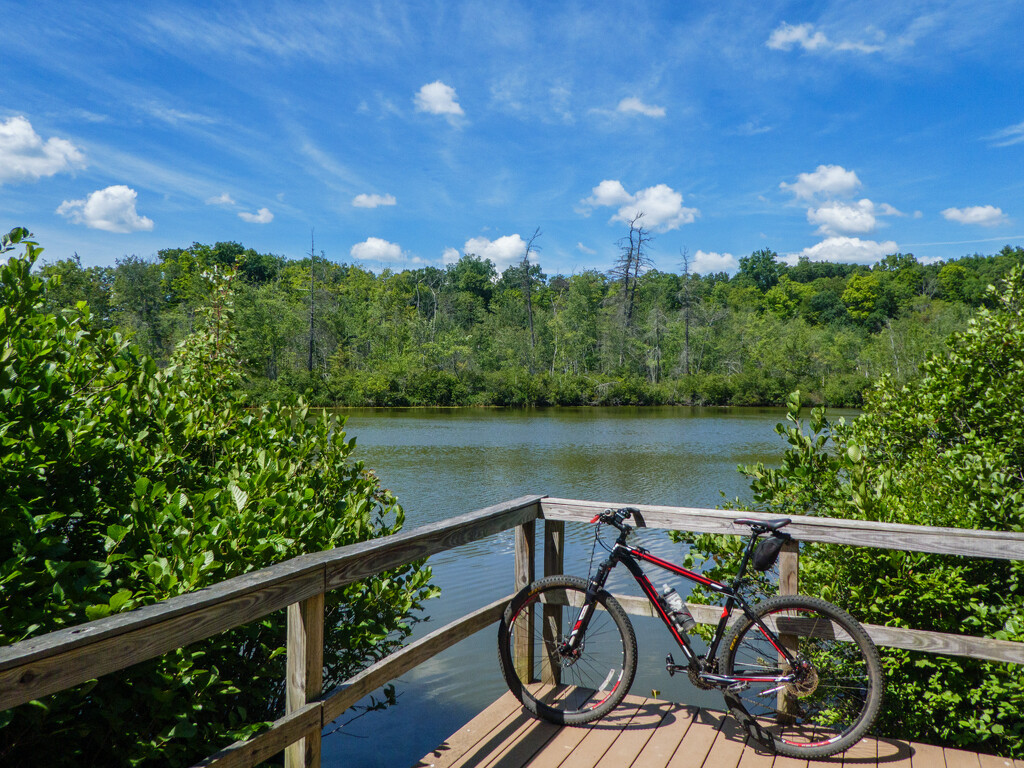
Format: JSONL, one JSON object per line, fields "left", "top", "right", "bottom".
{"left": 411, "top": 691, "right": 523, "bottom": 767}
{"left": 778, "top": 539, "right": 800, "bottom": 717}
{"left": 541, "top": 520, "right": 565, "bottom": 686}
{"left": 556, "top": 696, "right": 647, "bottom": 768}
{"left": 625, "top": 703, "right": 697, "bottom": 768}
{"left": 593, "top": 697, "right": 670, "bottom": 766}
{"left": 858, "top": 622, "right": 1024, "bottom": 665}
{"left": 191, "top": 702, "right": 322, "bottom": 768}
{"left": 539, "top": 499, "right": 1024, "bottom": 561}
{"left": 770, "top": 754, "right": 810, "bottom": 768}
{"left": 665, "top": 707, "right": 729, "bottom": 767}
{"left": 607, "top": 591, "right": 1024, "bottom": 665}
{"left": 324, "top": 496, "right": 544, "bottom": 590}
{"left": 840, "top": 735, "right": 877, "bottom": 765}
{"left": 285, "top": 594, "right": 325, "bottom": 768}
{"left": 446, "top": 704, "right": 548, "bottom": 768}
{"left": 911, "top": 741, "right": 947, "bottom": 767}
{"left": 976, "top": 753, "right": 1018, "bottom": 768}
{"left": 701, "top": 710, "right": 751, "bottom": 768}
{"left": 474, "top": 706, "right": 560, "bottom": 768}
{"left": 876, "top": 736, "right": 915, "bottom": 767}
{"left": 321, "top": 595, "right": 512, "bottom": 723}
{"left": 0, "top": 569, "right": 324, "bottom": 711}
{"left": 944, "top": 748, "right": 982, "bottom": 768}
{"left": 513, "top": 520, "right": 536, "bottom": 683}
{"left": 522, "top": 709, "right": 599, "bottom": 768}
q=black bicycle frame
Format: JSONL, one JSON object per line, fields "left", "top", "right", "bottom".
{"left": 571, "top": 530, "right": 799, "bottom": 686}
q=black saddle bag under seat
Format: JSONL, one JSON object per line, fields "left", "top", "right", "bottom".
{"left": 752, "top": 534, "right": 789, "bottom": 572}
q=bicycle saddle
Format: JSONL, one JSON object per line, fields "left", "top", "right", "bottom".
{"left": 733, "top": 517, "right": 791, "bottom": 531}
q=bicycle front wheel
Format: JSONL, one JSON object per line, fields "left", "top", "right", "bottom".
{"left": 719, "top": 594, "right": 883, "bottom": 758}
{"left": 497, "top": 576, "right": 637, "bottom": 725}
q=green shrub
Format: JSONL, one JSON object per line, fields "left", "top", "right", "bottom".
{"left": 675, "top": 267, "right": 1024, "bottom": 757}
{"left": 0, "top": 231, "right": 437, "bottom": 766}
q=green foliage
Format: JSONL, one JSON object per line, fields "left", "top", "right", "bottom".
{"left": 33, "top": 231, "right": 1024, "bottom": 408}
{"left": 674, "top": 268, "right": 1024, "bottom": 756}
{"left": 0, "top": 231, "right": 437, "bottom": 766}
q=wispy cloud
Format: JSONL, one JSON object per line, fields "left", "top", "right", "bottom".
{"left": 766, "top": 22, "right": 884, "bottom": 54}
{"left": 987, "top": 120, "right": 1024, "bottom": 147}
{"left": 616, "top": 97, "right": 666, "bottom": 118}
{"left": 352, "top": 193, "right": 396, "bottom": 208}
{"left": 206, "top": 192, "right": 235, "bottom": 206}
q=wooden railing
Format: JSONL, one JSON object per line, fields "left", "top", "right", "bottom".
{"left": 2, "top": 495, "right": 1023, "bottom": 768}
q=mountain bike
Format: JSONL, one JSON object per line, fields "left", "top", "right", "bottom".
{"left": 497, "top": 507, "right": 883, "bottom": 758}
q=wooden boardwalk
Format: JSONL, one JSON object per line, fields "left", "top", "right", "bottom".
{"left": 413, "top": 693, "right": 1021, "bottom": 768}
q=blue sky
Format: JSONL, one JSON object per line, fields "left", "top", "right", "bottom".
{"left": 2, "top": 0, "right": 1023, "bottom": 276}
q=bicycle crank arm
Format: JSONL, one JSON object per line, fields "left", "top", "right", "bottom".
{"left": 665, "top": 654, "right": 689, "bottom": 677}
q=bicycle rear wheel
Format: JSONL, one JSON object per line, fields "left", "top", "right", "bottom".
{"left": 718, "top": 594, "right": 883, "bottom": 758}
{"left": 497, "top": 575, "right": 637, "bottom": 725}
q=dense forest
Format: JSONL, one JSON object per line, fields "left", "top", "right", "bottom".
{"left": 38, "top": 227, "right": 1024, "bottom": 407}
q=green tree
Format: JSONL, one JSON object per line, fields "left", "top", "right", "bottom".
{"left": 738, "top": 248, "right": 782, "bottom": 292}
{"left": 0, "top": 231, "right": 436, "bottom": 766}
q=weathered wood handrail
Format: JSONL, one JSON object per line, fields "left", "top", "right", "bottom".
{"left": 2, "top": 494, "right": 1023, "bottom": 768}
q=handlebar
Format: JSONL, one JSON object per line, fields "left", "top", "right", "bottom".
{"left": 589, "top": 507, "right": 638, "bottom": 530}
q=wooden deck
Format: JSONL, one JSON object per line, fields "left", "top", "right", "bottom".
{"left": 413, "top": 693, "right": 1022, "bottom": 768}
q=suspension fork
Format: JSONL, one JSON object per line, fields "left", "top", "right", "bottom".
{"left": 562, "top": 552, "right": 617, "bottom": 652}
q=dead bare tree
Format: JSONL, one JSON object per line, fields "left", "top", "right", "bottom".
{"left": 521, "top": 227, "right": 541, "bottom": 350}
{"left": 611, "top": 213, "right": 653, "bottom": 326}
{"left": 679, "top": 247, "right": 693, "bottom": 376}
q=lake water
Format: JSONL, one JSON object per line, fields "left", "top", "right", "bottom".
{"left": 318, "top": 407, "right": 805, "bottom": 767}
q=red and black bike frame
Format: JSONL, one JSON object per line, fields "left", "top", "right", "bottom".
{"left": 567, "top": 517, "right": 799, "bottom": 687}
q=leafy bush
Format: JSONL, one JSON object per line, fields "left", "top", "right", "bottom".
{"left": 675, "top": 267, "right": 1024, "bottom": 757}
{"left": 0, "top": 231, "right": 437, "bottom": 766}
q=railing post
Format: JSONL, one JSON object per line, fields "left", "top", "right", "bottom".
{"left": 285, "top": 592, "right": 325, "bottom": 768}
{"left": 541, "top": 520, "right": 565, "bottom": 685}
{"left": 778, "top": 539, "right": 799, "bottom": 720}
{"left": 513, "top": 519, "right": 536, "bottom": 683}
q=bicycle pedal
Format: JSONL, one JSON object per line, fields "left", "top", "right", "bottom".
{"left": 665, "top": 654, "right": 687, "bottom": 677}
{"left": 727, "top": 681, "right": 749, "bottom": 693}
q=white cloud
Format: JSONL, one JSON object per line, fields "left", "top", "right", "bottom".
{"left": 780, "top": 164, "right": 861, "bottom": 200}
{"left": 351, "top": 237, "right": 403, "bottom": 262}
{"left": 795, "top": 236, "right": 899, "bottom": 264}
{"left": 463, "top": 234, "right": 527, "bottom": 272}
{"left": 766, "top": 22, "right": 882, "bottom": 54}
{"left": 0, "top": 116, "right": 85, "bottom": 185}
{"left": 56, "top": 185, "right": 154, "bottom": 233}
{"left": 205, "top": 192, "right": 235, "bottom": 206}
{"left": 691, "top": 250, "right": 738, "bottom": 274}
{"left": 988, "top": 120, "right": 1024, "bottom": 148}
{"left": 442, "top": 246, "right": 461, "bottom": 264}
{"left": 807, "top": 198, "right": 901, "bottom": 236}
{"left": 577, "top": 242, "right": 596, "bottom": 255}
{"left": 941, "top": 205, "right": 1008, "bottom": 227}
{"left": 238, "top": 207, "right": 273, "bottom": 224}
{"left": 616, "top": 97, "right": 666, "bottom": 118}
{"left": 414, "top": 81, "right": 464, "bottom": 116}
{"left": 581, "top": 180, "right": 699, "bottom": 233}
{"left": 352, "top": 193, "right": 397, "bottom": 208}
{"left": 583, "top": 179, "right": 633, "bottom": 208}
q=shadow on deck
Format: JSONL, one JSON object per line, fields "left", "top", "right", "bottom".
{"left": 413, "top": 693, "right": 1021, "bottom": 768}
